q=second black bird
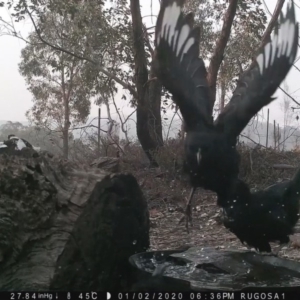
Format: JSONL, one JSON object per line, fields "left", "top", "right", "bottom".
{"left": 221, "top": 168, "right": 300, "bottom": 253}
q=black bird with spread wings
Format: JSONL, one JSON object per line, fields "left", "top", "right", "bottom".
{"left": 154, "top": 0, "right": 298, "bottom": 228}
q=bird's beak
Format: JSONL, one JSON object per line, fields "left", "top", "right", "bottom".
{"left": 196, "top": 148, "right": 201, "bottom": 164}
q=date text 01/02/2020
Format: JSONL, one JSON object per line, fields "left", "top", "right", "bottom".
{"left": 115, "top": 292, "right": 287, "bottom": 300}
{"left": 5, "top": 292, "right": 288, "bottom": 300}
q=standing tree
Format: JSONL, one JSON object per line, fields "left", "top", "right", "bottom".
{"left": 18, "top": 5, "right": 97, "bottom": 158}
{"left": 1, "top": 0, "right": 286, "bottom": 165}
{"left": 11, "top": 0, "right": 164, "bottom": 166}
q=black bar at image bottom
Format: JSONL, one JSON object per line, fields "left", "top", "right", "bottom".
{"left": 3, "top": 291, "right": 300, "bottom": 300}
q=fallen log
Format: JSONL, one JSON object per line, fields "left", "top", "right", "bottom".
{"left": 90, "top": 156, "right": 120, "bottom": 173}
{"left": 0, "top": 150, "right": 149, "bottom": 291}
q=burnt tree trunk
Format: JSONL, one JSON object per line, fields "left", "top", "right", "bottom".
{"left": 148, "top": 64, "right": 163, "bottom": 147}
{"left": 0, "top": 150, "right": 149, "bottom": 291}
{"left": 219, "top": 64, "right": 226, "bottom": 113}
{"left": 130, "top": 0, "right": 163, "bottom": 167}
{"left": 61, "top": 56, "right": 70, "bottom": 160}
{"left": 207, "top": 0, "right": 238, "bottom": 110}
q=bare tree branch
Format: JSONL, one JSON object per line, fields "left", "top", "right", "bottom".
{"left": 110, "top": 90, "right": 131, "bottom": 143}
{"left": 104, "top": 101, "right": 125, "bottom": 156}
{"left": 240, "top": 134, "right": 267, "bottom": 149}
{"left": 279, "top": 87, "right": 300, "bottom": 106}
{"left": 166, "top": 107, "right": 178, "bottom": 140}
{"left": 207, "top": 0, "right": 239, "bottom": 108}
{"left": 143, "top": 24, "right": 154, "bottom": 56}
{"left": 260, "top": 0, "right": 285, "bottom": 46}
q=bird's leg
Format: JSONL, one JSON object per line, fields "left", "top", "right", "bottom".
{"left": 179, "top": 187, "right": 196, "bottom": 232}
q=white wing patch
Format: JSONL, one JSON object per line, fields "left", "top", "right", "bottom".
{"left": 180, "top": 37, "right": 195, "bottom": 62}
{"left": 256, "top": 1, "right": 297, "bottom": 75}
{"left": 269, "top": 34, "right": 278, "bottom": 66}
{"left": 176, "top": 24, "right": 189, "bottom": 56}
{"left": 286, "top": 21, "right": 295, "bottom": 55}
{"left": 8, "top": 136, "right": 27, "bottom": 150}
{"left": 264, "top": 43, "right": 271, "bottom": 68}
{"left": 157, "top": 2, "right": 180, "bottom": 47}
{"left": 256, "top": 53, "right": 264, "bottom": 75}
{"left": 156, "top": 1, "right": 194, "bottom": 62}
{"left": 17, "top": 139, "right": 27, "bottom": 150}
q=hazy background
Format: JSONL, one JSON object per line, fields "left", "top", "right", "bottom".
{"left": 0, "top": 0, "right": 300, "bottom": 149}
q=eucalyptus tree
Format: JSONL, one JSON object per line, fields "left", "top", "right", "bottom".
{"left": 1, "top": 0, "right": 285, "bottom": 165}
{"left": 18, "top": 0, "right": 123, "bottom": 158}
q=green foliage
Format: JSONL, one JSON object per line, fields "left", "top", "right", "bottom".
{"left": 7, "top": 0, "right": 268, "bottom": 123}
{"left": 10, "top": 0, "right": 136, "bottom": 105}
{"left": 18, "top": 1, "right": 100, "bottom": 131}
{"left": 0, "top": 121, "right": 27, "bottom": 136}
{"left": 185, "top": 0, "right": 266, "bottom": 103}
{"left": 183, "top": 0, "right": 219, "bottom": 58}
{"left": 221, "top": 0, "right": 267, "bottom": 89}
{"left": 88, "top": 0, "right": 135, "bottom": 103}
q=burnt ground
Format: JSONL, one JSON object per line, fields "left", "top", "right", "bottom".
{"left": 121, "top": 145, "right": 300, "bottom": 261}
{"left": 149, "top": 190, "right": 300, "bottom": 261}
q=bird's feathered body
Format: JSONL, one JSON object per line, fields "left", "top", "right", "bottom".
{"left": 154, "top": 0, "right": 298, "bottom": 196}
{"left": 154, "top": 0, "right": 240, "bottom": 196}
{"left": 222, "top": 170, "right": 300, "bottom": 252}
{"left": 184, "top": 131, "right": 239, "bottom": 193}
{"left": 4, "top": 135, "right": 33, "bottom": 150}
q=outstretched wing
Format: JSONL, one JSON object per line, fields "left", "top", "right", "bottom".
{"left": 154, "top": 0, "right": 212, "bottom": 131}
{"left": 215, "top": 1, "right": 298, "bottom": 141}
